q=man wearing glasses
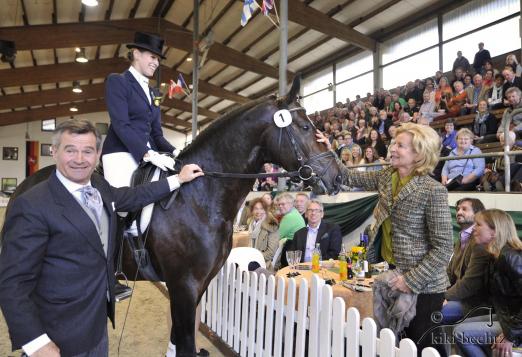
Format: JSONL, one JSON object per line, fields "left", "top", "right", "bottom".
{"left": 276, "top": 193, "right": 305, "bottom": 244}
{"left": 290, "top": 200, "right": 342, "bottom": 263}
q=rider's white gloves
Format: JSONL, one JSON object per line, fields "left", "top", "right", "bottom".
{"left": 143, "top": 150, "right": 175, "bottom": 171}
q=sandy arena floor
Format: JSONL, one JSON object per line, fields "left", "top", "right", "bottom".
{"left": 0, "top": 281, "right": 224, "bottom": 357}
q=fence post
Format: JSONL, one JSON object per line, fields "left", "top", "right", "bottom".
{"left": 221, "top": 263, "right": 230, "bottom": 339}
{"left": 346, "top": 307, "right": 361, "bottom": 357}
{"left": 319, "top": 284, "right": 333, "bottom": 357}
{"left": 273, "top": 276, "right": 286, "bottom": 357}
{"left": 247, "top": 272, "right": 258, "bottom": 357}
{"left": 398, "top": 337, "right": 417, "bottom": 357}
{"left": 240, "top": 271, "right": 251, "bottom": 356}
{"left": 295, "top": 279, "right": 309, "bottom": 357}
{"left": 378, "top": 328, "right": 396, "bottom": 357}
{"left": 309, "top": 274, "right": 325, "bottom": 356}
{"left": 361, "top": 317, "right": 377, "bottom": 357}
{"left": 264, "top": 275, "right": 276, "bottom": 357}
{"left": 216, "top": 266, "right": 224, "bottom": 336}
{"left": 226, "top": 263, "right": 236, "bottom": 346}
{"left": 256, "top": 274, "right": 267, "bottom": 357}
{"left": 284, "top": 277, "right": 297, "bottom": 357}
{"left": 331, "top": 298, "right": 346, "bottom": 357}
{"left": 233, "top": 266, "right": 243, "bottom": 352}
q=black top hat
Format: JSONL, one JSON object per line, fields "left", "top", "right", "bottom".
{"left": 127, "top": 32, "right": 166, "bottom": 59}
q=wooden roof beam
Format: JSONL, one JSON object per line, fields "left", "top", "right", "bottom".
{"left": 287, "top": 0, "right": 376, "bottom": 51}
{"left": 0, "top": 18, "right": 283, "bottom": 78}
{"left": 0, "top": 58, "right": 249, "bottom": 104}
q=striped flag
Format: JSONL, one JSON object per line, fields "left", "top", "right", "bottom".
{"left": 168, "top": 79, "right": 183, "bottom": 98}
{"left": 241, "top": 0, "right": 256, "bottom": 27}
{"left": 262, "top": 0, "right": 273, "bottom": 16}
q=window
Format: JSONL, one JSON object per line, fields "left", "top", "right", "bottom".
{"left": 382, "top": 19, "right": 438, "bottom": 65}
{"left": 383, "top": 48, "right": 439, "bottom": 89}
{"left": 335, "top": 73, "right": 374, "bottom": 103}
{"left": 41, "top": 118, "right": 56, "bottom": 132}
{"left": 302, "top": 67, "right": 333, "bottom": 96}
{"left": 336, "top": 51, "right": 373, "bottom": 83}
{"left": 443, "top": 0, "right": 519, "bottom": 40}
{"left": 442, "top": 17, "right": 521, "bottom": 71}
{"left": 302, "top": 89, "right": 333, "bottom": 113}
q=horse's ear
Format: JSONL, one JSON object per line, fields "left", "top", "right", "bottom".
{"left": 285, "top": 74, "right": 301, "bottom": 105}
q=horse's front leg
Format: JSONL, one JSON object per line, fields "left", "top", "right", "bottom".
{"left": 166, "top": 275, "right": 198, "bottom": 357}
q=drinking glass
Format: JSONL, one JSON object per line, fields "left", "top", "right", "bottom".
{"left": 294, "top": 251, "right": 302, "bottom": 270}
{"left": 286, "top": 251, "right": 295, "bottom": 273}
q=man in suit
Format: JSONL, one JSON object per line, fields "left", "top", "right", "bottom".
{"left": 0, "top": 119, "right": 203, "bottom": 357}
{"left": 443, "top": 198, "right": 489, "bottom": 323}
{"left": 472, "top": 42, "right": 491, "bottom": 74}
{"left": 502, "top": 66, "right": 522, "bottom": 103}
{"left": 290, "top": 199, "right": 342, "bottom": 262}
{"left": 462, "top": 73, "right": 490, "bottom": 115}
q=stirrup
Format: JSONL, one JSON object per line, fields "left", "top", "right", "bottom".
{"left": 115, "top": 272, "right": 133, "bottom": 302}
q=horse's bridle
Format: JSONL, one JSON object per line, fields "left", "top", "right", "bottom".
{"left": 282, "top": 106, "right": 337, "bottom": 187}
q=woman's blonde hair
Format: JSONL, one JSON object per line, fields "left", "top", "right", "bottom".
{"left": 456, "top": 128, "right": 474, "bottom": 140}
{"left": 340, "top": 147, "right": 353, "bottom": 164}
{"left": 395, "top": 122, "right": 440, "bottom": 176}
{"left": 475, "top": 209, "right": 522, "bottom": 257}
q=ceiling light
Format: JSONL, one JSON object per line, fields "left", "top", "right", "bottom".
{"left": 81, "top": 0, "right": 99, "bottom": 6}
{"left": 72, "top": 81, "right": 83, "bottom": 93}
{"left": 0, "top": 40, "right": 16, "bottom": 63}
{"left": 70, "top": 106, "right": 79, "bottom": 112}
{"left": 186, "top": 57, "right": 192, "bottom": 62}
{"left": 75, "top": 48, "right": 88, "bottom": 63}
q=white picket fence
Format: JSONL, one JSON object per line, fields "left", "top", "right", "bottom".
{"left": 200, "top": 262, "right": 453, "bottom": 357}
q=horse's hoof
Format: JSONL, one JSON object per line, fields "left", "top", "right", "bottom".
{"left": 197, "top": 348, "right": 209, "bottom": 356}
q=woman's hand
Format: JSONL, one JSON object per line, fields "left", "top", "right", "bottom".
{"left": 389, "top": 274, "right": 412, "bottom": 293}
{"left": 492, "top": 333, "right": 513, "bottom": 357}
{"left": 441, "top": 176, "right": 448, "bottom": 185}
{"left": 315, "top": 130, "right": 332, "bottom": 150}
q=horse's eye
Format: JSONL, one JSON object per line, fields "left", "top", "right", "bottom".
{"left": 302, "top": 125, "right": 310, "bottom": 131}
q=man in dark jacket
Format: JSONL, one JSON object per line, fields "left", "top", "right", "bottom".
{"left": 473, "top": 42, "right": 491, "bottom": 74}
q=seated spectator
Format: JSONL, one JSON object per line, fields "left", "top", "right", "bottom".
{"left": 413, "top": 79, "right": 425, "bottom": 104}
{"left": 473, "top": 99, "right": 498, "bottom": 143}
{"left": 443, "top": 198, "right": 488, "bottom": 324}
{"left": 339, "top": 147, "right": 353, "bottom": 167}
{"left": 453, "top": 51, "right": 471, "bottom": 74}
{"left": 497, "top": 87, "right": 522, "bottom": 140}
{"left": 343, "top": 116, "right": 357, "bottom": 138}
{"left": 463, "top": 73, "right": 473, "bottom": 89}
{"left": 388, "top": 91, "right": 407, "bottom": 113}
{"left": 399, "top": 111, "right": 412, "bottom": 124}
{"left": 403, "top": 81, "right": 417, "bottom": 101}
{"left": 294, "top": 193, "right": 309, "bottom": 223}
{"left": 417, "top": 116, "right": 430, "bottom": 126}
{"left": 276, "top": 193, "right": 306, "bottom": 244}
{"left": 442, "top": 120, "right": 458, "bottom": 152}
{"left": 487, "top": 73, "right": 505, "bottom": 109}
{"left": 391, "top": 101, "right": 404, "bottom": 123}
{"left": 342, "top": 131, "right": 355, "bottom": 151}
{"left": 247, "top": 198, "right": 280, "bottom": 269}
{"left": 425, "top": 77, "right": 437, "bottom": 103}
{"left": 501, "top": 66, "right": 522, "bottom": 103}
{"left": 435, "top": 76, "right": 453, "bottom": 107}
{"left": 506, "top": 53, "right": 522, "bottom": 77}
{"left": 368, "top": 106, "right": 380, "bottom": 129}
{"left": 441, "top": 128, "right": 485, "bottom": 191}
{"left": 367, "top": 129, "right": 388, "bottom": 158}
{"left": 355, "top": 118, "right": 371, "bottom": 145}
{"left": 258, "top": 163, "right": 278, "bottom": 191}
{"left": 404, "top": 98, "right": 419, "bottom": 117}
{"left": 434, "top": 70, "right": 443, "bottom": 86}
{"left": 482, "top": 59, "right": 498, "bottom": 77}
{"left": 483, "top": 69, "right": 494, "bottom": 88}
{"left": 462, "top": 73, "right": 489, "bottom": 115}
{"left": 419, "top": 90, "right": 438, "bottom": 122}
{"left": 481, "top": 131, "right": 522, "bottom": 192}
{"left": 377, "top": 110, "right": 393, "bottom": 139}
{"left": 260, "top": 192, "right": 276, "bottom": 216}
{"left": 454, "top": 209, "right": 522, "bottom": 357}
{"left": 437, "top": 81, "right": 468, "bottom": 120}
{"left": 360, "top": 146, "right": 385, "bottom": 172}
{"left": 289, "top": 200, "right": 342, "bottom": 263}
{"left": 333, "top": 133, "right": 345, "bottom": 154}
{"left": 353, "top": 105, "right": 364, "bottom": 121}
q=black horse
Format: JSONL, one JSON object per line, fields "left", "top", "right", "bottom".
{"left": 5, "top": 76, "right": 342, "bottom": 356}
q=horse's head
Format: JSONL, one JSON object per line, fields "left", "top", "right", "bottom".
{"left": 261, "top": 75, "right": 342, "bottom": 195}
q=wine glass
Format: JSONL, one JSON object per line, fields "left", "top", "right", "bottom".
{"left": 286, "top": 251, "right": 295, "bottom": 274}
{"left": 294, "top": 250, "right": 302, "bottom": 270}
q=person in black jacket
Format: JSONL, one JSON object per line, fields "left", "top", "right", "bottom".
{"left": 454, "top": 209, "right": 522, "bottom": 357}
{"left": 473, "top": 100, "right": 498, "bottom": 143}
{"left": 473, "top": 42, "right": 491, "bottom": 74}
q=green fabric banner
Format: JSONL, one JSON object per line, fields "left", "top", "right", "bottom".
{"left": 323, "top": 195, "right": 379, "bottom": 236}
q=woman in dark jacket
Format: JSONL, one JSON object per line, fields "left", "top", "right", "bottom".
{"left": 454, "top": 209, "right": 522, "bottom": 357}
{"left": 473, "top": 100, "right": 498, "bottom": 143}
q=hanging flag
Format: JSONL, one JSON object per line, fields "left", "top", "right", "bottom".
{"left": 262, "top": 0, "right": 273, "bottom": 16}
{"left": 177, "top": 74, "right": 189, "bottom": 92}
{"left": 168, "top": 79, "right": 183, "bottom": 99}
{"left": 241, "top": 0, "right": 256, "bottom": 27}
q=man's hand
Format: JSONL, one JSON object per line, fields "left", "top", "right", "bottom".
{"left": 32, "top": 341, "right": 60, "bottom": 357}
{"left": 178, "top": 164, "right": 204, "bottom": 184}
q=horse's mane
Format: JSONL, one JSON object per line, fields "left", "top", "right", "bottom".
{"left": 177, "top": 95, "right": 280, "bottom": 158}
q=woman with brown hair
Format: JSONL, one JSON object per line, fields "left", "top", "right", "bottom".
{"left": 247, "top": 197, "right": 280, "bottom": 269}
{"left": 454, "top": 209, "right": 522, "bottom": 357}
